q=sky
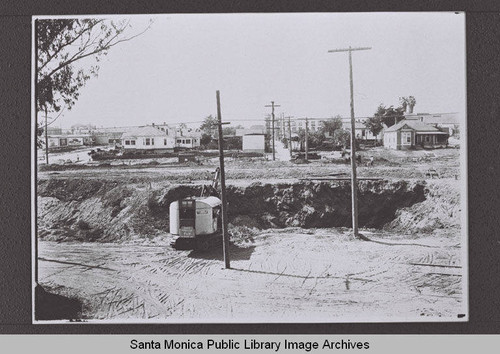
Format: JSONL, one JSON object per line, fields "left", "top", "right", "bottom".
{"left": 39, "top": 12, "right": 466, "bottom": 129}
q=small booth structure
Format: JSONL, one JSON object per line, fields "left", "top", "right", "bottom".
{"left": 169, "top": 196, "right": 222, "bottom": 249}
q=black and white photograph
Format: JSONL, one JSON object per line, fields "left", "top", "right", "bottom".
{"left": 33, "top": 12, "right": 467, "bottom": 323}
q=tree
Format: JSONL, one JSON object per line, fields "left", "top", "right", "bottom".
{"left": 199, "top": 115, "right": 217, "bottom": 146}
{"left": 320, "top": 116, "right": 343, "bottom": 137}
{"left": 36, "top": 18, "right": 152, "bottom": 162}
{"left": 333, "top": 129, "right": 351, "bottom": 149}
{"left": 364, "top": 115, "right": 384, "bottom": 137}
{"left": 200, "top": 115, "right": 217, "bottom": 136}
{"left": 222, "top": 126, "right": 236, "bottom": 136}
{"left": 373, "top": 104, "right": 405, "bottom": 128}
{"left": 399, "top": 96, "right": 417, "bottom": 114}
{"left": 37, "top": 18, "right": 152, "bottom": 113}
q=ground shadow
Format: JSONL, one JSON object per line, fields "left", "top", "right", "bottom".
{"left": 188, "top": 243, "right": 256, "bottom": 261}
{"left": 230, "top": 268, "right": 374, "bottom": 283}
{"left": 35, "top": 284, "right": 83, "bottom": 321}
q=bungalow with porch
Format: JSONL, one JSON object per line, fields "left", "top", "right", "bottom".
{"left": 383, "top": 119, "right": 449, "bottom": 150}
{"left": 121, "top": 126, "right": 175, "bottom": 151}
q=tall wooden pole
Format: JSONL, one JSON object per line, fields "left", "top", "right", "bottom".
{"left": 216, "top": 90, "right": 230, "bottom": 269}
{"left": 347, "top": 49, "right": 358, "bottom": 237}
{"left": 287, "top": 116, "right": 293, "bottom": 158}
{"left": 44, "top": 105, "right": 49, "bottom": 165}
{"left": 265, "top": 101, "right": 280, "bottom": 161}
{"left": 305, "top": 117, "right": 309, "bottom": 161}
{"left": 328, "top": 46, "right": 371, "bottom": 238}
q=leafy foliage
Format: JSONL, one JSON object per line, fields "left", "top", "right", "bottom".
{"left": 363, "top": 115, "right": 384, "bottom": 137}
{"left": 399, "top": 96, "right": 416, "bottom": 114}
{"left": 320, "top": 116, "right": 342, "bottom": 137}
{"left": 373, "top": 104, "right": 405, "bottom": 127}
{"left": 296, "top": 128, "right": 324, "bottom": 150}
{"left": 36, "top": 18, "right": 152, "bottom": 114}
{"left": 333, "top": 129, "right": 351, "bottom": 148}
{"left": 199, "top": 115, "right": 217, "bottom": 137}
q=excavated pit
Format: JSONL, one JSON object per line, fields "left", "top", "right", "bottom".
{"left": 37, "top": 178, "right": 459, "bottom": 243}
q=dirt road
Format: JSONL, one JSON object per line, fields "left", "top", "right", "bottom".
{"left": 38, "top": 228, "right": 465, "bottom": 322}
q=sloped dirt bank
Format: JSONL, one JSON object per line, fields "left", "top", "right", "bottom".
{"left": 37, "top": 178, "right": 458, "bottom": 243}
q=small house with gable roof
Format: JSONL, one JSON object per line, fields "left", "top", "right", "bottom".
{"left": 383, "top": 118, "right": 449, "bottom": 150}
{"left": 121, "top": 126, "right": 175, "bottom": 151}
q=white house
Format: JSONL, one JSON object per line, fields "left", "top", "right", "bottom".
{"left": 383, "top": 119, "right": 449, "bottom": 150}
{"left": 121, "top": 126, "right": 175, "bottom": 150}
{"left": 174, "top": 127, "right": 202, "bottom": 149}
{"left": 175, "top": 136, "right": 201, "bottom": 149}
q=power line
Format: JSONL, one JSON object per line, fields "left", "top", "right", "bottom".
{"left": 64, "top": 111, "right": 461, "bottom": 131}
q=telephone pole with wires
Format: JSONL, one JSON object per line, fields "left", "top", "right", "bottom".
{"left": 265, "top": 101, "right": 280, "bottom": 161}
{"left": 215, "top": 90, "right": 231, "bottom": 269}
{"left": 328, "top": 46, "right": 371, "bottom": 239}
{"left": 285, "top": 116, "right": 293, "bottom": 158}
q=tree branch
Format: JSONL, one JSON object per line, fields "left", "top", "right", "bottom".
{"left": 38, "top": 20, "right": 102, "bottom": 72}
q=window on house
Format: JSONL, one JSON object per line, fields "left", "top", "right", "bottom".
{"left": 164, "top": 138, "right": 167, "bottom": 145}
{"left": 425, "top": 136, "right": 430, "bottom": 143}
{"left": 182, "top": 139, "right": 186, "bottom": 144}
{"left": 402, "top": 132, "right": 411, "bottom": 145}
{"left": 125, "top": 140, "right": 130, "bottom": 145}
{"left": 151, "top": 138, "right": 154, "bottom": 145}
{"left": 362, "top": 130, "right": 366, "bottom": 137}
{"left": 131, "top": 140, "right": 135, "bottom": 145}
{"left": 186, "top": 139, "right": 191, "bottom": 144}
{"left": 161, "top": 128, "right": 165, "bottom": 132}
{"left": 145, "top": 138, "right": 151, "bottom": 145}
{"left": 177, "top": 139, "right": 181, "bottom": 143}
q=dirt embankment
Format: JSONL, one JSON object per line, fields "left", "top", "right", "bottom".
{"left": 37, "top": 177, "right": 459, "bottom": 243}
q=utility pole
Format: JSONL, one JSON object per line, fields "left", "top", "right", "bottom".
{"left": 328, "top": 46, "right": 371, "bottom": 238}
{"left": 305, "top": 117, "right": 309, "bottom": 161}
{"left": 215, "top": 90, "right": 231, "bottom": 269}
{"left": 286, "top": 116, "right": 293, "bottom": 158}
{"left": 265, "top": 101, "right": 280, "bottom": 161}
{"left": 44, "top": 105, "right": 49, "bottom": 165}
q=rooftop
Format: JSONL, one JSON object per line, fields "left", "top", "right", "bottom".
{"left": 121, "top": 126, "right": 168, "bottom": 138}
{"left": 384, "top": 119, "right": 443, "bottom": 133}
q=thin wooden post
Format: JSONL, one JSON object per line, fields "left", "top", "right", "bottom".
{"left": 265, "top": 101, "right": 280, "bottom": 161}
{"left": 216, "top": 90, "right": 230, "bottom": 269}
{"left": 287, "top": 116, "right": 293, "bottom": 158}
{"left": 44, "top": 105, "right": 49, "bottom": 165}
{"left": 305, "top": 117, "right": 309, "bottom": 161}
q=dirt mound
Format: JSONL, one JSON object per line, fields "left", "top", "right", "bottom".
{"left": 225, "top": 180, "right": 426, "bottom": 229}
{"left": 37, "top": 177, "right": 436, "bottom": 242}
{"left": 385, "top": 181, "right": 461, "bottom": 234}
